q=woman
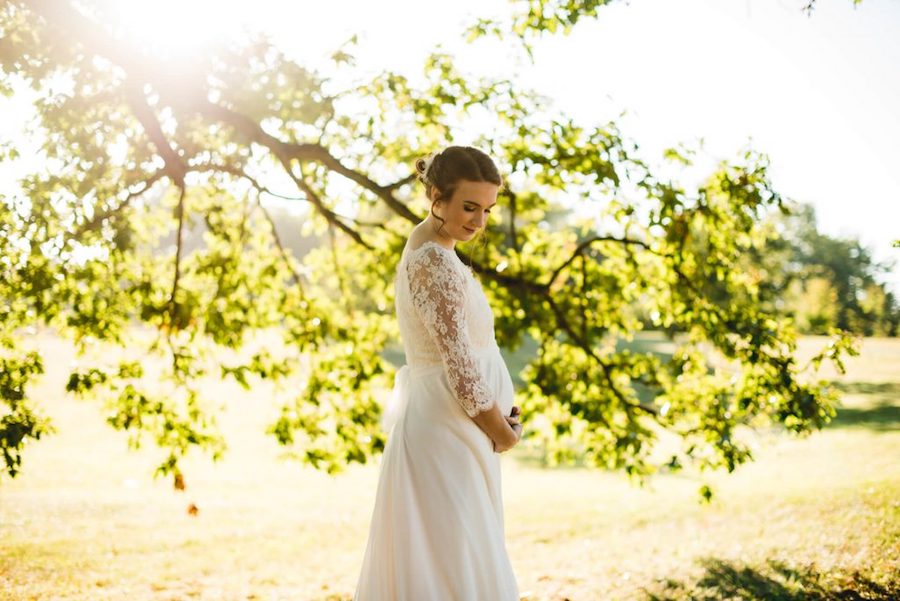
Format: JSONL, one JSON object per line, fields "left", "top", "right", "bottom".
{"left": 353, "top": 146, "right": 523, "bottom": 600}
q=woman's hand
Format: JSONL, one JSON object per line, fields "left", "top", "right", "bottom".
{"left": 473, "top": 403, "right": 523, "bottom": 453}
{"left": 493, "top": 406, "right": 523, "bottom": 453}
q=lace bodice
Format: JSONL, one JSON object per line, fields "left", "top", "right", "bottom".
{"left": 395, "top": 240, "right": 498, "bottom": 418}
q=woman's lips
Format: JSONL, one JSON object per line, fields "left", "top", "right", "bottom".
{"left": 464, "top": 227, "right": 476, "bottom": 233}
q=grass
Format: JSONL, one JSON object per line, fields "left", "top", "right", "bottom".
{"left": 0, "top": 332, "right": 898, "bottom": 600}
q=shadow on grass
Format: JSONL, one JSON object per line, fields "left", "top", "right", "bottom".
{"left": 643, "top": 557, "right": 899, "bottom": 600}
{"left": 828, "top": 382, "right": 900, "bottom": 432}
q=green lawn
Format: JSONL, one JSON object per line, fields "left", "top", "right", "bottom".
{"left": 1, "top": 333, "right": 898, "bottom": 600}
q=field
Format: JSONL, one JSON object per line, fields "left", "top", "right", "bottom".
{"left": 1, "top": 332, "right": 898, "bottom": 600}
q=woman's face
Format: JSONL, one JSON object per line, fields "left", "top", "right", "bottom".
{"left": 433, "top": 179, "right": 499, "bottom": 242}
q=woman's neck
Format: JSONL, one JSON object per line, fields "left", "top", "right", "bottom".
{"left": 418, "top": 216, "right": 455, "bottom": 250}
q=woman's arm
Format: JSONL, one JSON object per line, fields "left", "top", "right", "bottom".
{"left": 408, "top": 245, "right": 494, "bottom": 420}
{"left": 408, "top": 245, "right": 517, "bottom": 451}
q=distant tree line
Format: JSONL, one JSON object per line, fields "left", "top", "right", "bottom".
{"left": 753, "top": 204, "right": 898, "bottom": 337}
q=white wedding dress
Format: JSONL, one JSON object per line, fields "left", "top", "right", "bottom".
{"left": 353, "top": 239, "right": 520, "bottom": 600}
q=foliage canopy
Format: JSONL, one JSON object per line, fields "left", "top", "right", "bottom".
{"left": 1, "top": 0, "right": 858, "bottom": 500}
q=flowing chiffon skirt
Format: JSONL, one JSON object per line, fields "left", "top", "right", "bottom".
{"left": 353, "top": 343, "right": 519, "bottom": 601}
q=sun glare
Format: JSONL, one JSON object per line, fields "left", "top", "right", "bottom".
{"left": 102, "top": 0, "right": 252, "bottom": 59}
{"left": 96, "top": 0, "right": 358, "bottom": 70}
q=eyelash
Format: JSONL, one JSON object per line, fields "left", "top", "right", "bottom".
{"left": 465, "top": 207, "right": 491, "bottom": 213}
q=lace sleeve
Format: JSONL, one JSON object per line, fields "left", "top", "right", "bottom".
{"left": 407, "top": 246, "right": 495, "bottom": 418}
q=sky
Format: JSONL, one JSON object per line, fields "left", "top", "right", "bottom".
{"left": 1, "top": 0, "right": 898, "bottom": 291}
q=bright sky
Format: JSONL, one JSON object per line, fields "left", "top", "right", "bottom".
{"left": 1, "top": 0, "right": 898, "bottom": 291}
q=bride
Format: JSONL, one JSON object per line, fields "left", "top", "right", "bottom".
{"left": 353, "top": 146, "right": 523, "bottom": 600}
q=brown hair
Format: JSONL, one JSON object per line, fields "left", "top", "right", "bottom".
{"left": 415, "top": 146, "right": 503, "bottom": 236}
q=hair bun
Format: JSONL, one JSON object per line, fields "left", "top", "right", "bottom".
{"left": 416, "top": 154, "right": 437, "bottom": 182}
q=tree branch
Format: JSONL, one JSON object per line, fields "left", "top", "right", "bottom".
{"left": 196, "top": 102, "right": 420, "bottom": 223}
{"left": 544, "top": 294, "right": 659, "bottom": 417}
{"left": 385, "top": 173, "right": 418, "bottom": 191}
{"left": 253, "top": 195, "right": 307, "bottom": 294}
{"left": 275, "top": 157, "right": 373, "bottom": 250}
{"left": 168, "top": 184, "right": 187, "bottom": 328}
{"left": 123, "top": 80, "right": 187, "bottom": 186}
{"left": 547, "top": 234, "right": 652, "bottom": 289}
{"left": 73, "top": 170, "right": 166, "bottom": 239}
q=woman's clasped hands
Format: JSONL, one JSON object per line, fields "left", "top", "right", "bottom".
{"left": 494, "top": 405, "right": 523, "bottom": 453}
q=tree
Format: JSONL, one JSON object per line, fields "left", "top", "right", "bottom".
{"left": 1, "top": 0, "right": 856, "bottom": 500}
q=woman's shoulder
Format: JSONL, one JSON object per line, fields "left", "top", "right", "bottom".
{"left": 408, "top": 239, "right": 454, "bottom": 260}
{"left": 404, "top": 239, "right": 467, "bottom": 286}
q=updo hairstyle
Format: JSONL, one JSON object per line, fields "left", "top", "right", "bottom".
{"left": 414, "top": 146, "right": 503, "bottom": 236}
